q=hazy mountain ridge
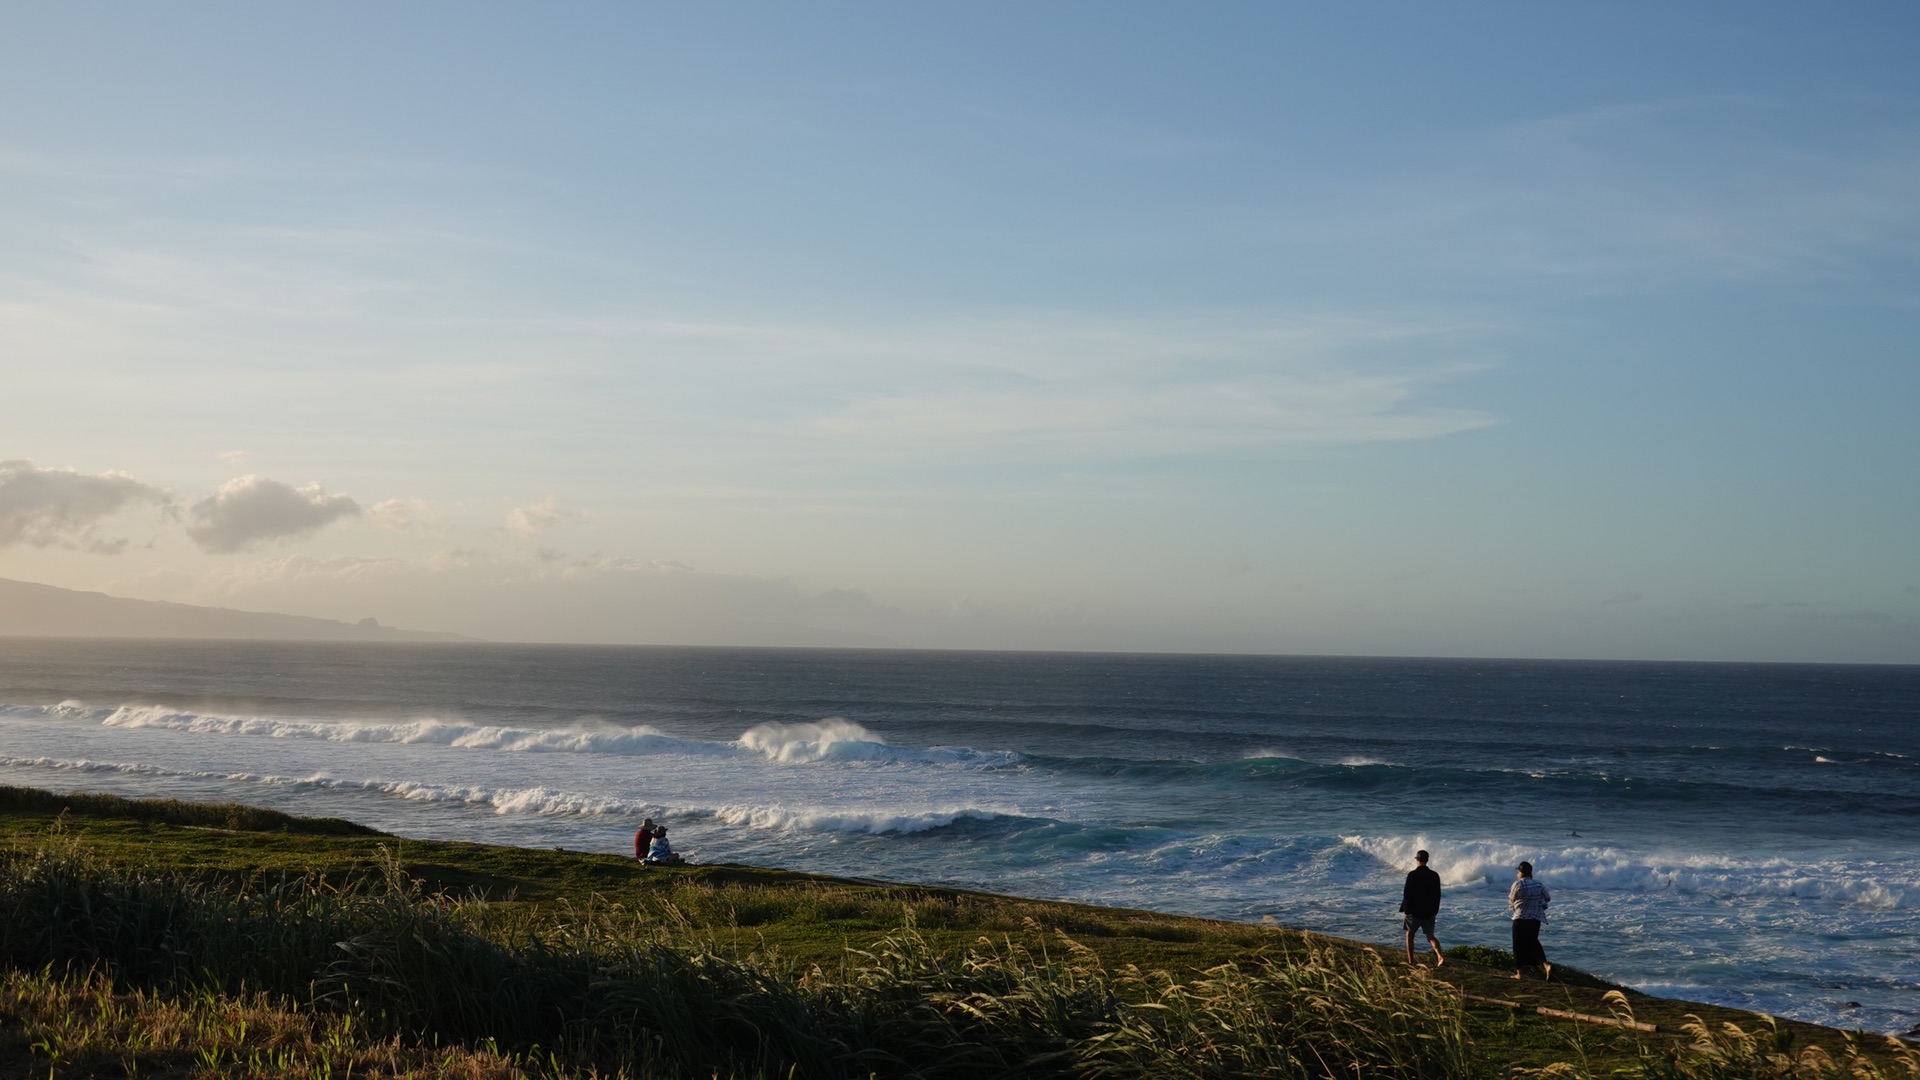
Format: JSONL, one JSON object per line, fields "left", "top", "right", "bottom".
{"left": 0, "top": 577, "right": 471, "bottom": 642}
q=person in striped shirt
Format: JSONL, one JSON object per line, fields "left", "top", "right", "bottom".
{"left": 1508, "top": 861, "right": 1553, "bottom": 981}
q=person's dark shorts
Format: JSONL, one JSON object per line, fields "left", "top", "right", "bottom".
{"left": 1403, "top": 915, "right": 1437, "bottom": 939}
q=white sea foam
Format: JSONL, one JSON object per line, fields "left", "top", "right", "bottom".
{"left": 1240, "top": 748, "right": 1400, "bottom": 768}
{"left": 0, "top": 755, "right": 176, "bottom": 777}
{"left": 705, "top": 802, "right": 1002, "bottom": 835}
{"left": 0, "top": 748, "right": 1007, "bottom": 831}
{"left": 270, "top": 774, "right": 655, "bottom": 817}
{"left": 1343, "top": 835, "right": 1914, "bottom": 910}
{"left": 363, "top": 781, "right": 641, "bottom": 817}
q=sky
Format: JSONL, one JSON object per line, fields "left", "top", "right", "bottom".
{"left": 2, "top": 3, "right": 1917, "bottom": 662}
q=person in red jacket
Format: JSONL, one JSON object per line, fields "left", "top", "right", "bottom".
{"left": 633, "top": 818, "right": 657, "bottom": 860}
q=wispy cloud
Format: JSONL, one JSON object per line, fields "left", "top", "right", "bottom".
{"left": 1, "top": 217, "right": 1505, "bottom": 467}
{"left": 952, "top": 101, "right": 1225, "bottom": 161}
{"left": 814, "top": 370, "right": 1490, "bottom": 457}
{"left": 555, "top": 311, "right": 1501, "bottom": 463}
{"left": 368, "top": 497, "right": 448, "bottom": 535}
{"left": 503, "top": 497, "right": 594, "bottom": 538}
{"left": 0, "top": 148, "right": 474, "bottom": 190}
{"left": 1276, "top": 95, "right": 1920, "bottom": 291}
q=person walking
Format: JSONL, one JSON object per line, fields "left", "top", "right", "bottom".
{"left": 1508, "top": 861, "right": 1552, "bottom": 980}
{"left": 1400, "top": 849, "right": 1446, "bottom": 966}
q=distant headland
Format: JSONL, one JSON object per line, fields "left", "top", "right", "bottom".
{"left": 0, "top": 576, "right": 471, "bottom": 642}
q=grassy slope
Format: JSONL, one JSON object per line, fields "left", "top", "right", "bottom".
{"left": 0, "top": 790, "right": 1902, "bottom": 1074}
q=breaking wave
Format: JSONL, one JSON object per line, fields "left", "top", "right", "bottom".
{"left": 14, "top": 703, "right": 1023, "bottom": 770}
{"left": 0, "top": 753, "right": 648, "bottom": 818}
{"left": 705, "top": 803, "right": 1009, "bottom": 835}
{"left": 1342, "top": 834, "right": 1915, "bottom": 911}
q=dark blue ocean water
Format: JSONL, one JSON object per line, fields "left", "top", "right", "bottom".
{"left": 1, "top": 640, "right": 1914, "bottom": 1032}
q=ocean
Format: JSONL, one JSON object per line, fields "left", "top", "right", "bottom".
{"left": 0, "top": 639, "right": 1913, "bottom": 1034}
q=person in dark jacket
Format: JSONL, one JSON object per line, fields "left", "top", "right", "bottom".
{"left": 1400, "top": 849, "right": 1446, "bottom": 966}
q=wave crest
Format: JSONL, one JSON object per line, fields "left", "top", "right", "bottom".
{"left": 74, "top": 703, "right": 719, "bottom": 757}
{"left": 1343, "top": 835, "right": 1914, "bottom": 911}
{"left": 30, "top": 702, "right": 1019, "bottom": 769}
{"left": 707, "top": 802, "right": 1001, "bottom": 835}
{"left": 736, "top": 718, "right": 892, "bottom": 763}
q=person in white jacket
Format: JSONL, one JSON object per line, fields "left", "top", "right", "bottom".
{"left": 1508, "top": 861, "right": 1552, "bottom": 981}
{"left": 645, "top": 825, "right": 684, "bottom": 866}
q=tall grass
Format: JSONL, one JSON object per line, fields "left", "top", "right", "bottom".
{"left": 1087, "top": 937, "right": 1474, "bottom": 1078}
{"left": 7, "top": 823, "right": 1915, "bottom": 1079}
{"left": 1505, "top": 993, "right": 1920, "bottom": 1080}
{"left": 0, "top": 968, "right": 533, "bottom": 1078}
{"left": 0, "top": 827, "right": 1485, "bottom": 1078}
{"left": 1629, "top": 1004, "right": 1920, "bottom": 1080}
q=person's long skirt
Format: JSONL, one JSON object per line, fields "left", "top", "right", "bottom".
{"left": 1511, "top": 918, "right": 1547, "bottom": 968}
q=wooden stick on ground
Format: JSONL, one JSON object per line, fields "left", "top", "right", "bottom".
{"left": 1534, "top": 1006, "right": 1658, "bottom": 1033}
{"left": 1460, "top": 992, "right": 1658, "bottom": 1033}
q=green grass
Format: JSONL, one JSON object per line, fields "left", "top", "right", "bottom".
{"left": 0, "top": 785, "right": 383, "bottom": 837}
{"left": 0, "top": 786, "right": 1914, "bottom": 1079}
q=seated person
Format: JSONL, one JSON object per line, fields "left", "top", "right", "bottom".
{"left": 643, "top": 825, "right": 684, "bottom": 865}
{"left": 633, "top": 818, "right": 657, "bottom": 860}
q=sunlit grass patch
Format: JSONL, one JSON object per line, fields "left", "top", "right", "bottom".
{"left": 0, "top": 968, "right": 534, "bottom": 1078}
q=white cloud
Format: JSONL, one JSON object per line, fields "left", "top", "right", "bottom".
{"left": 504, "top": 497, "right": 594, "bottom": 538}
{"left": 185, "top": 475, "right": 361, "bottom": 553}
{"left": 217, "top": 450, "right": 249, "bottom": 469}
{"left": 368, "top": 497, "right": 447, "bottom": 534}
{"left": 0, "top": 459, "right": 169, "bottom": 552}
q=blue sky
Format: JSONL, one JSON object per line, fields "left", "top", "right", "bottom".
{"left": 2, "top": 3, "right": 1917, "bottom": 661}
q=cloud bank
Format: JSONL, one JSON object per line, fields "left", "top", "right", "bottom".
{"left": 126, "top": 548, "right": 910, "bottom": 649}
{"left": 0, "top": 459, "right": 169, "bottom": 553}
{"left": 185, "top": 475, "right": 361, "bottom": 553}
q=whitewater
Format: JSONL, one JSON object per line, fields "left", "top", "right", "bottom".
{"left": 0, "top": 639, "right": 1914, "bottom": 1035}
